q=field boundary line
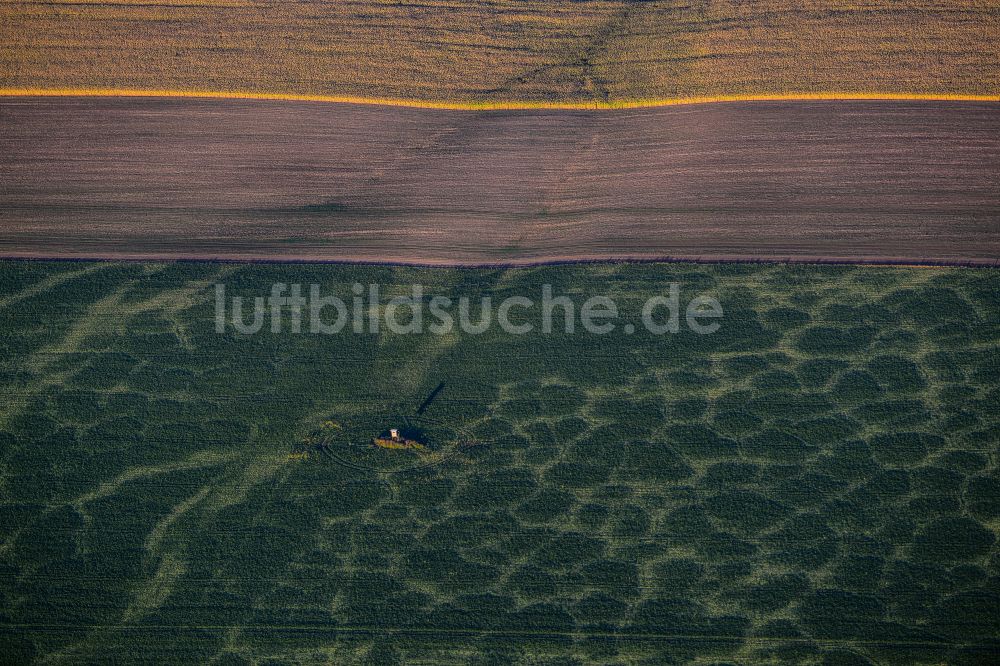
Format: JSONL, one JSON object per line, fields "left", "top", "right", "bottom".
{"left": 1, "top": 254, "right": 997, "bottom": 269}
{"left": 2, "top": 88, "right": 999, "bottom": 110}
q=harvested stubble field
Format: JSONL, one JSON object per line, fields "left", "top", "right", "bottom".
{"left": 2, "top": 96, "right": 999, "bottom": 266}
{"left": 0, "top": 260, "right": 999, "bottom": 663}
{"left": 1, "top": 0, "right": 999, "bottom": 103}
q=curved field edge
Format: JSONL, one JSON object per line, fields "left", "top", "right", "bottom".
{"left": 1, "top": 260, "right": 999, "bottom": 664}
{"left": 3, "top": 88, "right": 999, "bottom": 110}
{"left": 2, "top": 254, "right": 998, "bottom": 271}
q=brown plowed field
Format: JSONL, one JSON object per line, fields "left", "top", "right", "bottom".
{"left": 1, "top": 97, "right": 998, "bottom": 266}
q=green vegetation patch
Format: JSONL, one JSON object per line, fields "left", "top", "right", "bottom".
{"left": 0, "top": 261, "right": 998, "bottom": 663}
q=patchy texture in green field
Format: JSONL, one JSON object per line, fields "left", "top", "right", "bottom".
{"left": 0, "top": 261, "right": 998, "bottom": 663}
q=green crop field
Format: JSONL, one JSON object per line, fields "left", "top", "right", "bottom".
{"left": 1, "top": 260, "right": 998, "bottom": 663}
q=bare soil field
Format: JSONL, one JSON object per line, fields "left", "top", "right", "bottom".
{"left": 2, "top": 1, "right": 998, "bottom": 103}
{"left": 1, "top": 96, "right": 998, "bottom": 266}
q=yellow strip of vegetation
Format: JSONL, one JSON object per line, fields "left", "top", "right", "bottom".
{"left": 2, "top": 88, "right": 998, "bottom": 110}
